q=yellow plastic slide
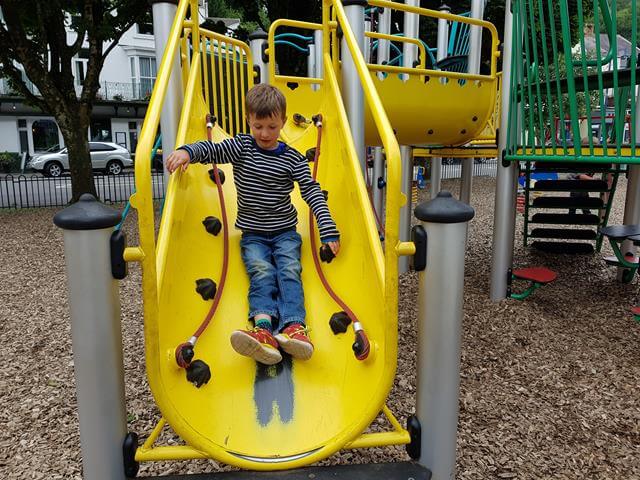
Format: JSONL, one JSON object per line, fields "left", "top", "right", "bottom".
{"left": 139, "top": 59, "right": 400, "bottom": 470}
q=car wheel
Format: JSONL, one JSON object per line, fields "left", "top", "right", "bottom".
{"left": 45, "top": 161, "right": 63, "bottom": 177}
{"left": 106, "top": 160, "right": 123, "bottom": 175}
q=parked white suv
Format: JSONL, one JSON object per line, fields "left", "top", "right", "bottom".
{"left": 29, "top": 142, "right": 133, "bottom": 177}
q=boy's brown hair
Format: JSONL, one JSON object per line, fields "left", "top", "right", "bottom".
{"left": 245, "top": 84, "right": 286, "bottom": 120}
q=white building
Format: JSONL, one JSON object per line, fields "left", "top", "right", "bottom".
{"left": 0, "top": 2, "right": 209, "bottom": 160}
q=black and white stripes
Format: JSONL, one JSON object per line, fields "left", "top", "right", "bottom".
{"left": 179, "top": 134, "right": 339, "bottom": 241}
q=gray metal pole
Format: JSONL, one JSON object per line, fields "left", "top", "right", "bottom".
{"left": 314, "top": 30, "right": 324, "bottom": 81}
{"left": 372, "top": 8, "right": 390, "bottom": 220}
{"left": 249, "top": 30, "right": 269, "bottom": 84}
{"left": 364, "top": 18, "right": 372, "bottom": 64}
{"left": 402, "top": 0, "right": 420, "bottom": 80}
{"left": 53, "top": 195, "right": 126, "bottom": 480}
{"left": 489, "top": 2, "right": 517, "bottom": 301}
{"left": 398, "top": 1, "right": 420, "bottom": 274}
{"left": 151, "top": 0, "right": 183, "bottom": 188}
{"left": 431, "top": 4, "right": 450, "bottom": 200}
{"left": 414, "top": 191, "right": 475, "bottom": 479}
{"left": 377, "top": 7, "right": 391, "bottom": 80}
{"left": 617, "top": 87, "right": 640, "bottom": 278}
{"left": 373, "top": 147, "right": 385, "bottom": 216}
{"left": 342, "top": 1, "right": 367, "bottom": 173}
{"left": 399, "top": 145, "right": 414, "bottom": 274}
{"left": 459, "top": 0, "right": 485, "bottom": 205}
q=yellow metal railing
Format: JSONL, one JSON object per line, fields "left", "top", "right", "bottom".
{"left": 366, "top": 0, "right": 500, "bottom": 81}
{"left": 364, "top": 31, "right": 427, "bottom": 69}
{"left": 267, "top": 19, "right": 325, "bottom": 86}
{"left": 182, "top": 23, "right": 255, "bottom": 136}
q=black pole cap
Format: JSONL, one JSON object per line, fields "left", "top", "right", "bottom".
{"left": 248, "top": 29, "right": 268, "bottom": 41}
{"left": 53, "top": 194, "right": 121, "bottom": 230}
{"left": 414, "top": 190, "right": 474, "bottom": 224}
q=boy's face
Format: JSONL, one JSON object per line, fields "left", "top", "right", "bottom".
{"left": 248, "top": 113, "right": 286, "bottom": 150}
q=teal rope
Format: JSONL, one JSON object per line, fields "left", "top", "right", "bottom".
{"left": 116, "top": 133, "right": 163, "bottom": 231}
{"left": 274, "top": 40, "right": 309, "bottom": 53}
{"left": 274, "top": 33, "right": 313, "bottom": 42}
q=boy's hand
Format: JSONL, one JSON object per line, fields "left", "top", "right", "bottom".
{"left": 166, "top": 150, "right": 191, "bottom": 173}
{"left": 327, "top": 240, "right": 340, "bottom": 256}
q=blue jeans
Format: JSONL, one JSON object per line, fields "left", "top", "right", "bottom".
{"left": 240, "top": 229, "right": 305, "bottom": 333}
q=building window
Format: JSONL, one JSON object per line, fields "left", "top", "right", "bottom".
{"left": 90, "top": 119, "right": 112, "bottom": 142}
{"left": 74, "top": 60, "right": 85, "bottom": 86}
{"left": 32, "top": 120, "right": 60, "bottom": 152}
{"left": 138, "top": 57, "right": 157, "bottom": 99}
{"left": 137, "top": 10, "right": 154, "bottom": 35}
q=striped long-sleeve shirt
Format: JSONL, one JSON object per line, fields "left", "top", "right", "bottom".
{"left": 179, "top": 134, "right": 339, "bottom": 242}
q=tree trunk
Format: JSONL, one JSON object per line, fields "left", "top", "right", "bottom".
{"left": 57, "top": 113, "right": 96, "bottom": 202}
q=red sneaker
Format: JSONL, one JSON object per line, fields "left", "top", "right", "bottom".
{"left": 275, "top": 324, "right": 314, "bottom": 360}
{"left": 230, "top": 328, "right": 282, "bottom": 365}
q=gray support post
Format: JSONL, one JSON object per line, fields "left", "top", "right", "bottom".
{"left": 53, "top": 195, "right": 126, "bottom": 480}
{"left": 414, "top": 191, "right": 475, "bottom": 479}
{"left": 402, "top": 0, "right": 420, "bottom": 80}
{"left": 314, "top": 30, "right": 324, "bottom": 81}
{"left": 249, "top": 30, "right": 269, "bottom": 84}
{"left": 151, "top": 0, "right": 183, "bottom": 188}
{"left": 489, "top": 2, "right": 517, "bottom": 301}
{"left": 377, "top": 7, "right": 392, "bottom": 76}
{"left": 398, "top": 1, "right": 420, "bottom": 274}
{"left": 431, "top": 3, "right": 450, "bottom": 200}
{"left": 342, "top": 0, "right": 367, "bottom": 172}
{"left": 617, "top": 88, "right": 640, "bottom": 278}
{"left": 308, "top": 42, "right": 316, "bottom": 79}
{"left": 399, "top": 145, "right": 414, "bottom": 274}
{"left": 459, "top": 0, "right": 485, "bottom": 205}
{"left": 364, "top": 18, "right": 372, "bottom": 63}
{"left": 372, "top": 8, "right": 391, "bottom": 221}
{"left": 373, "top": 147, "right": 385, "bottom": 217}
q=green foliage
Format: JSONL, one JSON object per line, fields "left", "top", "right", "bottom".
{"left": 0, "top": 152, "right": 22, "bottom": 174}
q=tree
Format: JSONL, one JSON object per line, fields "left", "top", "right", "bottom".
{"left": 0, "top": 0, "right": 149, "bottom": 200}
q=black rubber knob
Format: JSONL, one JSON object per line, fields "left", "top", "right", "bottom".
{"left": 208, "top": 168, "right": 226, "bottom": 185}
{"left": 329, "top": 311, "right": 351, "bottom": 334}
{"left": 186, "top": 359, "right": 211, "bottom": 388}
{"left": 203, "top": 216, "right": 222, "bottom": 236}
{"left": 195, "top": 278, "right": 217, "bottom": 300}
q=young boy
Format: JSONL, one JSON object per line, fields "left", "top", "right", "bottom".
{"left": 166, "top": 84, "right": 340, "bottom": 366}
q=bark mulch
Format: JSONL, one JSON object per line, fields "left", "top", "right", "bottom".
{"left": 1, "top": 176, "right": 638, "bottom": 479}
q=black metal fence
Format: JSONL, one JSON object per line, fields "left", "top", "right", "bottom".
{"left": 0, "top": 172, "right": 165, "bottom": 209}
{"left": 0, "top": 160, "right": 496, "bottom": 210}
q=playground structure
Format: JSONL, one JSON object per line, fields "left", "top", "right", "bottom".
{"left": 51, "top": 0, "right": 639, "bottom": 479}
{"left": 490, "top": 0, "right": 639, "bottom": 301}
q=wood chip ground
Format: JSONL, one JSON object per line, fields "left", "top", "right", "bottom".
{"left": 1, "top": 177, "right": 638, "bottom": 479}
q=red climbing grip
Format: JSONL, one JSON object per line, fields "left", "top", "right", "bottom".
{"left": 512, "top": 267, "right": 557, "bottom": 284}
{"left": 631, "top": 306, "right": 640, "bottom": 316}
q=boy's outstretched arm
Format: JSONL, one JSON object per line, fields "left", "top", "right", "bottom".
{"left": 293, "top": 158, "right": 340, "bottom": 255}
{"left": 166, "top": 136, "right": 245, "bottom": 174}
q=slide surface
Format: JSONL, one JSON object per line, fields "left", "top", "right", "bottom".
{"left": 148, "top": 74, "right": 397, "bottom": 470}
